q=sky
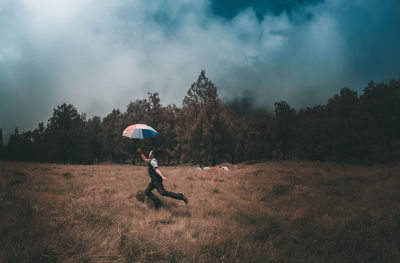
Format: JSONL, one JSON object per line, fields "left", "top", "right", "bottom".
{"left": 1, "top": 0, "right": 400, "bottom": 139}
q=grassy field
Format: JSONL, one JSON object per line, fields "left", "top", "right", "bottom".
{"left": 1, "top": 161, "right": 400, "bottom": 262}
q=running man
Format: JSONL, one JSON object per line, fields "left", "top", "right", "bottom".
{"left": 138, "top": 148, "right": 188, "bottom": 209}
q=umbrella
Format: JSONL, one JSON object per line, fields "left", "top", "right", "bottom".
{"left": 122, "top": 124, "right": 157, "bottom": 139}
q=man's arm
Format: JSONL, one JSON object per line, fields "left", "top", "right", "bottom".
{"left": 137, "top": 148, "right": 150, "bottom": 163}
{"left": 154, "top": 167, "right": 167, "bottom": 181}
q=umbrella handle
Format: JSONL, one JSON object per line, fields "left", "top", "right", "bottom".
{"left": 132, "top": 139, "right": 137, "bottom": 165}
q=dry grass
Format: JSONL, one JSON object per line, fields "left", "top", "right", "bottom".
{"left": 1, "top": 161, "right": 400, "bottom": 262}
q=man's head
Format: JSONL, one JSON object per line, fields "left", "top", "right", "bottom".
{"left": 149, "top": 150, "right": 158, "bottom": 159}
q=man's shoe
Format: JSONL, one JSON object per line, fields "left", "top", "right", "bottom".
{"left": 182, "top": 195, "right": 188, "bottom": 204}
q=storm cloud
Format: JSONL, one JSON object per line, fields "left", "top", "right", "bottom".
{"left": 1, "top": 0, "right": 400, "bottom": 137}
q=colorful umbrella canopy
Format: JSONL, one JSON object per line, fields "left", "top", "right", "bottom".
{"left": 122, "top": 124, "right": 157, "bottom": 139}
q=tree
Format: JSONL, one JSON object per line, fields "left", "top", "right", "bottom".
{"left": 5, "top": 128, "right": 34, "bottom": 161}
{"left": 273, "top": 101, "right": 296, "bottom": 160}
{"left": 32, "top": 122, "right": 46, "bottom": 161}
{"left": 0, "top": 128, "right": 3, "bottom": 160}
{"left": 102, "top": 109, "right": 126, "bottom": 162}
{"left": 183, "top": 70, "right": 219, "bottom": 109}
{"left": 156, "top": 104, "right": 179, "bottom": 164}
{"left": 83, "top": 116, "right": 104, "bottom": 163}
{"left": 180, "top": 70, "right": 228, "bottom": 165}
{"left": 2, "top": 74, "right": 399, "bottom": 165}
{"left": 359, "top": 80, "right": 400, "bottom": 162}
{"left": 124, "top": 97, "right": 151, "bottom": 164}
{"left": 5, "top": 128, "right": 21, "bottom": 160}
{"left": 46, "top": 103, "right": 86, "bottom": 163}
{"left": 325, "top": 88, "right": 362, "bottom": 162}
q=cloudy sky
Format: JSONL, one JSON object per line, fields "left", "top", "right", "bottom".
{"left": 1, "top": 0, "right": 400, "bottom": 137}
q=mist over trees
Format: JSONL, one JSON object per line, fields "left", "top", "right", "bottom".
{"left": 2, "top": 71, "right": 400, "bottom": 165}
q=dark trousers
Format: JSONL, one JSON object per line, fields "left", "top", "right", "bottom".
{"left": 144, "top": 180, "right": 184, "bottom": 207}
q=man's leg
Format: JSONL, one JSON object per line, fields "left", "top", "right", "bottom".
{"left": 144, "top": 181, "right": 162, "bottom": 208}
{"left": 153, "top": 180, "right": 188, "bottom": 204}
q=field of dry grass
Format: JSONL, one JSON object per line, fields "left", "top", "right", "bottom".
{"left": 1, "top": 160, "right": 400, "bottom": 262}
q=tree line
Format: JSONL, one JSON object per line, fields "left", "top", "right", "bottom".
{"left": 1, "top": 71, "right": 399, "bottom": 165}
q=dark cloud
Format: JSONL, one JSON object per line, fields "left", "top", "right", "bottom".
{"left": 210, "top": 0, "right": 324, "bottom": 19}
{"left": 0, "top": 0, "right": 399, "bottom": 140}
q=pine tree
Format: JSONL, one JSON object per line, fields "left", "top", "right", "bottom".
{"left": 180, "top": 70, "right": 227, "bottom": 165}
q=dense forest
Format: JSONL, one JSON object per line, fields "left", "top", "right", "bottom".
{"left": 1, "top": 71, "right": 400, "bottom": 165}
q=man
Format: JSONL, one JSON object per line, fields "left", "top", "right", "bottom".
{"left": 138, "top": 148, "right": 188, "bottom": 209}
